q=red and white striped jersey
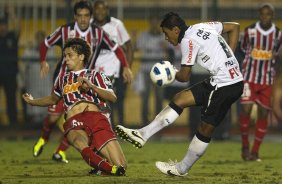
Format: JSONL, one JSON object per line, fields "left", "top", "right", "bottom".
{"left": 241, "top": 22, "right": 282, "bottom": 85}
{"left": 53, "top": 69, "right": 113, "bottom": 113}
{"left": 44, "top": 22, "right": 118, "bottom": 85}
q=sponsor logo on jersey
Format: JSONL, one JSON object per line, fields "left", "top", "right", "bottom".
{"left": 225, "top": 59, "right": 236, "bottom": 67}
{"left": 72, "top": 119, "right": 84, "bottom": 127}
{"left": 187, "top": 40, "right": 193, "bottom": 63}
{"left": 63, "top": 82, "right": 81, "bottom": 94}
{"left": 251, "top": 48, "right": 272, "bottom": 60}
{"left": 202, "top": 55, "right": 210, "bottom": 63}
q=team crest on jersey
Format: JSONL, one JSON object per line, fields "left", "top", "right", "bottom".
{"left": 249, "top": 29, "right": 256, "bottom": 37}
{"left": 101, "top": 73, "right": 112, "bottom": 87}
{"left": 69, "top": 30, "right": 76, "bottom": 38}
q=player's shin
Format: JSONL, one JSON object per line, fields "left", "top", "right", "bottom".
{"left": 176, "top": 132, "right": 210, "bottom": 174}
{"left": 139, "top": 102, "right": 183, "bottom": 140}
{"left": 81, "top": 147, "right": 113, "bottom": 174}
{"left": 41, "top": 116, "right": 56, "bottom": 141}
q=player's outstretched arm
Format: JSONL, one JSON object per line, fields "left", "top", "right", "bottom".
{"left": 22, "top": 93, "right": 60, "bottom": 107}
{"left": 39, "top": 41, "right": 50, "bottom": 78}
{"left": 222, "top": 22, "right": 240, "bottom": 52}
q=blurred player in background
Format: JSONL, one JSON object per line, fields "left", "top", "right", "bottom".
{"left": 23, "top": 38, "right": 126, "bottom": 176}
{"left": 0, "top": 16, "right": 19, "bottom": 127}
{"left": 92, "top": 0, "right": 133, "bottom": 125}
{"left": 116, "top": 12, "right": 243, "bottom": 177}
{"left": 136, "top": 15, "right": 169, "bottom": 125}
{"left": 33, "top": 0, "right": 132, "bottom": 163}
{"left": 239, "top": 3, "right": 282, "bottom": 162}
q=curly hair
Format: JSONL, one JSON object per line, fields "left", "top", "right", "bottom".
{"left": 63, "top": 38, "right": 91, "bottom": 65}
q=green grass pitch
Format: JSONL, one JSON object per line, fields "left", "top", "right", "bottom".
{"left": 0, "top": 139, "right": 281, "bottom": 184}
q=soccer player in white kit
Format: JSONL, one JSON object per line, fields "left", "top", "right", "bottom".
{"left": 116, "top": 12, "right": 244, "bottom": 176}
{"left": 92, "top": 0, "right": 133, "bottom": 125}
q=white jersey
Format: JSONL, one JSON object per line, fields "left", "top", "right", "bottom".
{"left": 181, "top": 22, "right": 243, "bottom": 87}
{"left": 95, "top": 17, "right": 130, "bottom": 78}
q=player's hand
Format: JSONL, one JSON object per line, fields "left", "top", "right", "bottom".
{"left": 22, "top": 93, "right": 34, "bottom": 104}
{"left": 272, "top": 86, "right": 282, "bottom": 120}
{"left": 40, "top": 61, "right": 50, "bottom": 78}
{"left": 122, "top": 67, "right": 133, "bottom": 84}
{"left": 78, "top": 76, "right": 92, "bottom": 93}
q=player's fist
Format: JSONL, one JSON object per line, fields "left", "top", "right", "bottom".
{"left": 78, "top": 76, "right": 91, "bottom": 93}
{"left": 22, "top": 93, "right": 34, "bottom": 104}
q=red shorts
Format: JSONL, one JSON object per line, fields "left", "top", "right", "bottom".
{"left": 63, "top": 111, "right": 116, "bottom": 151}
{"left": 48, "top": 99, "right": 64, "bottom": 115}
{"left": 240, "top": 82, "right": 272, "bottom": 109}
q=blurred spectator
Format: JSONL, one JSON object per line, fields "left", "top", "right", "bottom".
{"left": 135, "top": 15, "right": 169, "bottom": 125}
{"left": 239, "top": 3, "right": 282, "bottom": 161}
{"left": 0, "top": 17, "right": 19, "bottom": 127}
{"left": 93, "top": 0, "right": 133, "bottom": 126}
{"left": 21, "top": 31, "right": 54, "bottom": 123}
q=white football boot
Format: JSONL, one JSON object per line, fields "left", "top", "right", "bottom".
{"left": 155, "top": 160, "right": 188, "bottom": 177}
{"left": 115, "top": 125, "right": 146, "bottom": 148}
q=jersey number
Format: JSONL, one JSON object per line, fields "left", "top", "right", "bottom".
{"left": 218, "top": 36, "right": 232, "bottom": 58}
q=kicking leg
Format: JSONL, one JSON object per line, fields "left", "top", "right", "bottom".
{"left": 116, "top": 90, "right": 195, "bottom": 148}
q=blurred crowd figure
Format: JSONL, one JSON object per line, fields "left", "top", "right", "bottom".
{"left": 21, "top": 31, "right": 54, "bottom": 123}
{"left": 135, "top": 15, "right": 170, "bottom": 125}
{"left": 92, "top": 0, "right": 133, "bottom": 126}
{"left": 239, "top": 3, "right": 282, "bottom": 162}
{"left": 0, "top": 15, "right": 19, "bottom": 127}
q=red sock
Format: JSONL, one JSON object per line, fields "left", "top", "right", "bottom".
{"left": 252, "top": 119, "right": 268, "bottom": 154}
{"left": 239, "top": 113, "right": 251, "bottom": 148}
{"left": 81, "top": 147, "right": 112, "bottom": 173}
{"left": 55, "top": 136, "right": 69, "bottom": 153}
{"left": 41, "top": 116, "right": 56, "bottom": 141}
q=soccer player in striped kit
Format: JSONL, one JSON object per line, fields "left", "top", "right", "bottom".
{"left": 33, "top": 0, "right": 133, "bottom": 163}
{"left": 23, "top": 38, "right": 126, "bottom": 176}
{"left": 239, "top": 3, "right": 282, "bottom": 162}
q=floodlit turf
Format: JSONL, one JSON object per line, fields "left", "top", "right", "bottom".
{"left": 0, "top": 139, "right": 281, "bottom": 184}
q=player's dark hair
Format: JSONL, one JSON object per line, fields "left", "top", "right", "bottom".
{"left": 259, "top": 3, "right": 274, "bottom": 14}
{"left": 94, "top": 0, "right": 109, "bottom": 9}
{"left": 74, "top": 0, "right": 93, "bottom": 16}
{"left": 63, "top": 38, "right": 91, "bottom": 65}
{"left": 160, "top": 12, "right": 187, "bottom": 30}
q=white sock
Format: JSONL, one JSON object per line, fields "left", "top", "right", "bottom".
{"left": 176, "top": 135, "right": 209, "bottom": 174}
{"left": 139, "top": 105, "right": 180, "bottom": 141}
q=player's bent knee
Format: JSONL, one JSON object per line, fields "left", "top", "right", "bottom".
{"left": 198, "top": 122, "right": 215, "bottom": 137}
{"left": 67, "top": 130, "right": 88, "bottom": 152}
{"left": 172, "top": 90, "right": 195, "bottom": 108}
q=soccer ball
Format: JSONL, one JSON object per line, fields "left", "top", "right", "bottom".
{"left": 150, "top": 61, "right": 176, "bottom": 87}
